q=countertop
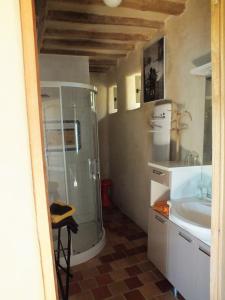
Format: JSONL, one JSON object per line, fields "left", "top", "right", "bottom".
{"left": 148, "top": 161, "right": 200, "bottom": 171}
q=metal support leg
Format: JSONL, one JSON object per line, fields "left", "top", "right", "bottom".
{"left": 55, "top": 226, "right": 72, "bottom": 300}
{"left": 65, "top": 226, "right": 71, "bottom": 300}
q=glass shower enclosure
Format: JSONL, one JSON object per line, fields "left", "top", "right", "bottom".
{"left": 41, "top": 81, "right": 105, "bottom": 265}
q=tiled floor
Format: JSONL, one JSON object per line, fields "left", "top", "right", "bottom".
{"left": 64, "top": 206, "right": 184, "bottom": 300}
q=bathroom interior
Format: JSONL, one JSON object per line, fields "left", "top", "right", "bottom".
{"left": 35, "top": 0, "right": 212, "bottom": 299}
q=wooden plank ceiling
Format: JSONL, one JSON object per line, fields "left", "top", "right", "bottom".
{"left": 37, "top": 0, "right": 187, "bottom": 73}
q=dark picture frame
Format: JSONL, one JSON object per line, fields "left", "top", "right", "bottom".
{"left": 143, "top": 37, "right": 165, "bottom": 102}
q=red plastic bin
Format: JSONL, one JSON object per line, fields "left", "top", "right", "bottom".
{"left": 101, "top": 179, "right": 112, "bottom": 208}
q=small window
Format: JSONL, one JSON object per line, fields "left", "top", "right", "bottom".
{"left": 108, "top": 85, "right": 118, "bottom": 114}
{"left": 135, "top": 75, "right": 141, "bottom": 104}
{"left": 126, "top": 73, "right": 141, "bottom": 110}
{"left": 113, "top": 86, "right": 117, "bottom": 110}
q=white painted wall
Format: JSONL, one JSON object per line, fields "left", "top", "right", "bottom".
{"left": 0, "top": 1, "right": 45, "bottom": 299}
{"left": 39, "top": 54, "right": 90, "bottom": 84}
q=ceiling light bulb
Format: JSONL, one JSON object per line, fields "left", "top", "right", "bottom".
{"left": 103, "top": 0, "right": 122, "bottom": 8}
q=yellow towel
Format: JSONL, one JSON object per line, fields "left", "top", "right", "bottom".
{"left": 50, "top": 200, "right": 76, "bottom": 224}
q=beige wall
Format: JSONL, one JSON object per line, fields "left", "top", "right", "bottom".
{"left": 166, "top": 0, "right": 211, "bottom": 159}
{"left": 0, "top": 1, "right": 46, "bottom": 299}
{"left": 107, "top": 46, "right": 153, "bottom": 232}
{"left": 39, "top": 54, "right": 90, "bottom": 83}
{"left": 92, "top": 0, "right": 211, "bottom": 232}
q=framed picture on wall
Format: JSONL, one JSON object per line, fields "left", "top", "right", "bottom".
{"left": 143, "top": 37, "right": 165, "bottom": 102}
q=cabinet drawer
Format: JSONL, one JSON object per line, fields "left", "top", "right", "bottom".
{"left": 194, "top": 241, "right": 210, "bottom": 300}
{"left": 148, "top": 209, "right": 168, "bottom": 276}
{"left": 149, "top": 166, "right": 170, "bottom": 186}
{"left": 168, "top": 225, "right": 196, "bottom": 300}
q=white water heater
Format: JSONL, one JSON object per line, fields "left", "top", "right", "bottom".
{"left": 150, "top": 102, "right": 173, "bottom": 161}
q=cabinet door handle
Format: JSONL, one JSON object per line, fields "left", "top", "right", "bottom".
{"left": 178, "top": 231, "right": 192, "bottom": 243}
{"left": 153, "top": 169, "right": 165, "bottom": 176}
{"left": 199, "top": 246, "right": 210, "bottom": 257}
{"left": 155, "top": 215, "right": 166, "bottom": 224}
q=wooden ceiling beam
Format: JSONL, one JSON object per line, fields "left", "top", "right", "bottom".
{"left": 89, "top": 66, "right": 110, "bottom": 73}
{"left": 41, "top": 48, "right": 127, "bottom": 59}
{"left": 45, "top": 28, "right": 150, "bottom": 42}
{"left": 36, "top": 0, "right": 48, "bottom": 48}
{"left": 43, "top": 38, "right": 135, "bottom": 51}
{"left": 89, "top": 59, "right": 117, "bottom": 66}
{"left": 47, "top": 11, "right": 164, "bottom": 29}
{"left": 50, "top": 0, "right": 186, "bottom": 15}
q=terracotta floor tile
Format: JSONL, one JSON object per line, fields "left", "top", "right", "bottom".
{"left": 126, "top": 232, "right": 147, "bottom": 241}
{"left": 81, "top": 267, "right": 99, "bottom": 279}
{"left": 135, "top": 253, "right": 148, "bottom": 262}
{"left": 125, "top": 256, "right": 140, "bottom": 266}
{"left": 151, "top": 269, "right": 165, "bottom": 281}
{"left": 87, "top": 258, "right": 102, "bottom": 268}
{"left": 108, "top": 280, "right": 129, "bottom": 296}
{"left": 96, "top": 273, "right": 113, "bottom": 286}
{"left": 113, "top": 251, "right": 127, "bottom": 260}
{"left": 97, "top": 264, "right": 113, "bottom": 274}
{"left": 138, "top": 261, "right": 155, "bottom": 272}
{"left": 124, "top": 289, "right": 145, "bottom": 300}
{"left": 138, "top": 271, "right": 158, "bottom": 284}
{"left": 69, "top": 282, "right": 81, "bottom": 295}
{"left": 125, "top": 266, "right": 142, "bottom": 276}
{"left": 110, "top": 269, "right": 129, "bottom": 281}
{"left": 100, "top": 248, "right": 114, "bottom": 256}
{"left": 100, "top": 254, "right": 115, "bottom": 264}
{"left": 71, "top": 271, "right": 83, "bottom": 282}
{"left": 132, "top": 238, "right": 147, "bottom": 247}
{"left": 111, "top": 258, "right": 129, "bottom": 269}
{"left": 124, "top": 276, "right": 143, "bottom": 290}
{"left": 139, "top": 283, "right": 162, "bottom": 299}
{"left": 79, "top": 278, "right": 98, "bottom": 291}
{"left": 126, "top": 248, "right": 140, "bottom": 256}
{"left": 136, "top": 245, "right": 147, "bottom": 253}
{"left": 155, "top": 279, "right": 173, "bottom": 293}
{"left": 113, "top": 244, "right": 127, "bottom": 252}
{"left": 69, "top": 290, "right": 94, "bottom": 300}
{"left": 108, "top": 295, "right": 126, "bottom": 300}
{"left": 92, "top": 286, "right": 112, "bottom": 300}
{"left": 154, "top": 291, "right": 177, "bottom": 300}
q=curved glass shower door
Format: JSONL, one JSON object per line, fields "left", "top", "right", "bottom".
{"left": 41, "top": 82, "right": 103, "bottom": 258}
{"left": 61, "top": 86, "right": 102, "bottom": 254}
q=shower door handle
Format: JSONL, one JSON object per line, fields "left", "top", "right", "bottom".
{"left": 74, "top": 120, "right": 81, "bottom": 153}
{"left": 88, "top": 159, "right": 99, "bottom": 181}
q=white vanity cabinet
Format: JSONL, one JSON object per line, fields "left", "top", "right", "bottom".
{"left": 148, "top": 209, "right": 168, "bottom": 275}
{"left": 148, "top": 162, "right": 211, "bottom": 299}
{"left": 167, "top": 222, "right": 196, "bottom": 300}
{"left": 148, "top": 207, "right": 210, "bottom": 300}
{"left": 194, "top": 241, "right": 210, "bottom": 300}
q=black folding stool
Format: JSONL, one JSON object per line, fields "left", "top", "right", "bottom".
{"left": 52, "top": 221, "right": 73, "bottom": 300}
{"left": 50, "top": 201, "right": 78, "bottom": 299}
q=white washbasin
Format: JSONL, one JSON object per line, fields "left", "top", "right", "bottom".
{"left": 170, "top": 198, "right": 211, "bottom": 245}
